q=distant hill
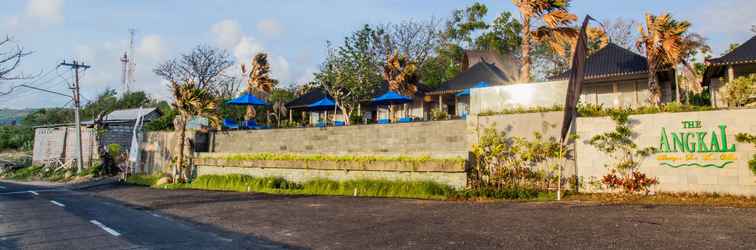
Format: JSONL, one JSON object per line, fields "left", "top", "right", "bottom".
{"left": 0, "top": 109, "right": 35, "bottom": 125}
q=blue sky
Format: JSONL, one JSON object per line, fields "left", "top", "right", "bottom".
{"left": 1, "top": 0, "right": 754, "bottom": 108}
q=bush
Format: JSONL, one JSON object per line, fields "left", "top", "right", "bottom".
{"left": 431, "top": 108, "right": 449, "bottom": 120}
{"left": 735, "top": 133, "right": 756, "bottom": 175}
{"left": 724, "top": 74, "right": 756, "bottom": 107}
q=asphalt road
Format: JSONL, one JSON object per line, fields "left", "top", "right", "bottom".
{"left": 0, "top": 181, "right": 288, "bottom": 249}
{"left": 86, "top": 184, "right": 756, "bottom": 250}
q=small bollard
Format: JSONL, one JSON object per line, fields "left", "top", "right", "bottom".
{"left": 247, "top": 186, "right": 250, "bottom": 192}
{"left": 353, "top": 188, "right": 357, "bottom": 197}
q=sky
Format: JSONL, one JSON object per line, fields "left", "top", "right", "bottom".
{"left": 0, "top": 0, "right": 754, "bottom": 109}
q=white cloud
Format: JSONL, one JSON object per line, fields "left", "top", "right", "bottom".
{"left": 295, "top": 67, "right": 318, "bottom": 85}
{"left": 211, "top": 19, "right": 243, "bottom": 49}
{"left": 694, "top": 1, "right": 756, "bottom": 35}
{"left": 26, "top": 0, "right": 64, "bottom": 25}
{"left": 256, "top": 19, "right": 284, "bottom": 39}
{"left": 271, "top": 55, "right": 291, "bottom": 84}
{"left": 233, "top": 36, "right": 264, "bottom": 63}
{"left": 136, "top": 35, "right": 164, "bottom": 62}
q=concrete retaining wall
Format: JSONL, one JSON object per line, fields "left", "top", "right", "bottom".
{"left": 194, "top": 154, "right": 467, "bottom": 188}
{"left": 576, "top": 109, "right": 756, "bottom": 196}
{"left": 470, "top": 80, "right": 567, "bottom": 115}
{"left": 211, "top": 120, "right": 468, "bottom": 158}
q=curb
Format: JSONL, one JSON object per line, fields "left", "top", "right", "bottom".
{"left": 66, "top": 177, "right": 121, "bottom": 190}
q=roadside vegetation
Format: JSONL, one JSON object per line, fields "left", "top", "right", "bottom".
{"left": 477, "top": 102, "right": 724, "bottom": 117}
{"left": 1, "top": 164, "right": 106, "bottom": 182}
{"left": 126, "top": 174, "right": 562, "bottom": 200}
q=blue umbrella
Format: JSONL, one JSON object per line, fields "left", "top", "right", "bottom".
{"left": 227, "top": 92, "right": 268, "bottom": 106}
{"left": 371, "top": 91, "right": 412, "bottom": 105}
{"left": 455, "top": 81, "right": 490, "bottom": 97}
{"left": 307, "top": 97, "right": 336, "bottom": 110}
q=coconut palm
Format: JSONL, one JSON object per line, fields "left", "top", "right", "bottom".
{"left": 636, "top": 13, "right": 690, "bottom": 105}
{"left": 512, "top": 0, "right": 577, "bottom": 82}
{"left": 170, "top": 80, "right": 219, "bottom": 182}
{"left": 241, "top": 53, "right": 277, "bottom": 121}
{"left": 383, "top": 52, "right": 419, "bottom": 96}
{"left": 383, "top": 52, "right": 419, "bottom": 122}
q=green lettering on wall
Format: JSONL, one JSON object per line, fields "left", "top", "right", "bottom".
{"left": 696, "top": 132, "right": 709, "bottom": 152}
{"left": 709, "top": 131, "right": 721, "bottom": 152}
{"left": 660, "top": 127, "right": 671, "bottom": 153}
{"left": 672, "top": 133, "right": 685, "bottom": 152}
{"left": 719, "top": 125, "right": 736, "bottom": 152}
{"left": 685, "top": 132, "right": 695, "bottom": 152}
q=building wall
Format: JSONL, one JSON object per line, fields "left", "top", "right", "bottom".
{"left": 576, "top": 109, "right": 756, "bottom": 196}
{"left": 470, "top": 80, "right": 568, "bottom": 114}
{"left": 32, "top": 126, "right": 97, "bottom": 167}
{"left": 710, "top": 64, "right": 756, "bottom": 108}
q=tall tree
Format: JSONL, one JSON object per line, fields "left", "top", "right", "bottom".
{"left": 445, "top": 3, "right": 489, "bottom": 48}
{"left": 383, "top": 52, "right": 419, "bottom": 122}
{"left": 602, "top": 18, "right": 640, "bottom": 52}
{"left": 315, "top": 26, "right": 383, "bottom": 126}
{"left": 153, "top": 45, "right": 235, "bottom": 97}
{"left": 0, "top": 36, "right": 30, "bottom": 82}
{"left": 512, "top": 0, "right": 577, "bottom": 82}
{"left": 169, "top": 80, "right": 219, "bottom": 181}
{"left": 636, "top": 13, "right": 690, "bottom": 105}
{"left": 240, "top": 53, "right": 277, "bottom": 121}
{"left": 373, "top": 19, "right": 443, "bottom": 68}
{"left": 475, "top": 11, "right": 523, "bottom": 58}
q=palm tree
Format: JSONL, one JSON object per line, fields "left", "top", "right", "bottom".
{"left": 512, "top": 0, "right": 577, "bottom": 82}
{"left": 677, "top": 33, "right": 710, "bottom": 103}
{"left": 241, "top": 53, "right": 277, "bottom": 121}
{"left": 170, "top": 80, "right": 219, "bottom": 182}
{"left": 383, "top": 52, "right": 418, "bottom": 121}
{"left": 636, "top": 13, "right": 690, "bottom": 105}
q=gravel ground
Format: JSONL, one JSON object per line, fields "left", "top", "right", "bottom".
{"left": 84, "top": 184, "right": 756, "bottom": 249}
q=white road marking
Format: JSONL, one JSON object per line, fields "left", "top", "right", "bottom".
{"left": 150, "top": 213, "right": 162, "bottom": 218}
{"left": 50, "top": 200, "right": 65, "bottom": 207}
{"left": 0, "top": 189, "right": 66, "bottom": 195}
{"left": 28, "top": 191, "right": 38, "bottom": 196}
{"left": 90, "top": 220, "right": 121, "bottom": 236}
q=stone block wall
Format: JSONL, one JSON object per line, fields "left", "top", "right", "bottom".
{"left": 576, "top": 109, "right": 756, "bottom": 196}
{"left": 210, "top": 120, "right": 469, "bottom": 158}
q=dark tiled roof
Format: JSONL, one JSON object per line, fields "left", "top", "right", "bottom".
{"left": 708, "top": 35, "right": 756, "bottom": 66}
{"left": 463, "top": 50, "right": 511, "bottom": 71}
{"left": 430, "top": 62, "right": 510, "bottom": 94}
{"left": 552, "top": 43, "right": 648, "bottom": 80}
{"left": 286, "top": 88, "right": 328, "bottom": 109}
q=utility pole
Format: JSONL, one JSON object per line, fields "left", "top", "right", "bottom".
{"left": 59, "top": 60, "right": 90, "bottom": 173}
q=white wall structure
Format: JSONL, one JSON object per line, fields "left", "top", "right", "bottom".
{"left": 469, "top": 80, "right": 567, "bottom": 115}
{"left": 576, "top": 109, "right": 756, "bottom": 196}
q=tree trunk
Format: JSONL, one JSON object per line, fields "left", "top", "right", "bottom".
{"left": 174, "top": 116, "right": 187, "bottom": 182}
{"left": 520, "top": 15, "right": 531, "bottom": 83}
{"left": 647, "top": 65, "right": 662, "bottom": 106}
{"left": 338, "top": 105, "right": 351, "bottom": 126}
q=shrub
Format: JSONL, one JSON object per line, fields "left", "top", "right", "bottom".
{"left": 724, "top": 74, "right": 756, "bottom": 107}
{"left": 735, "top": 133, "right": 756, "bottom": 175}
{"left": 431, "top": 108, "right": 449, "bottom": 120}
{"left": 126, "top": 175, "right": 161, "bottom": 186}
{"left": 588, "top": 111, "right": 658, "bottom": 193}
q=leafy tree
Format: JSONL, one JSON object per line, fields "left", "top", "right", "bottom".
{"left": 314, "top": 25, "right": 383, "bottom": 125}
{"left": 21, "top": 108, "right": 73, "bottom": 126}
{"left": 474, "top": 11, "right": 523, "bottom": 58}
{"left": 512, "top": 0, "right": 577, "bottom": 82}
{"left": 637, "top": 13, "right": 690, "bottom": 105}
{"left": 241, "top": 53, "right": 277, "bottom": 121}
{"left": 677, "top": 33, "right": 711, "bottom": 102}
{"left": 445, "top": 2, "right": 489, "bottom": 48}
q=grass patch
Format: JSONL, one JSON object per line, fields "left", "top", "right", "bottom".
{"left": 198, "top": 153, "right": 465, "bottom": 164}
{"left": 138, "top": 174, "right": 556, "bottom": 200}
{"left": 565, "top": 192, "right": 756, "bottom": 208}
{"left": 125, "top": 175, "right": 162, "bottom": 187}
{"left": 1, "top": 165, "right": 71, "bottom": 181}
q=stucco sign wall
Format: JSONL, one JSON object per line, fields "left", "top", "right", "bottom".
{"left": 576, "top": 109, "right": 756, "bottom": 196}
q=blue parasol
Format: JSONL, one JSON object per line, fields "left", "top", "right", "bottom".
{"left": 455, "top": 81, "right": 490, "bottom": 97}
{"left": 307, "top": 97, "right": 336, "bottom": 110}
{"left": 371, "top": 91, "right": 412, "bottom": 105}
{"left": 227, "top": 92, "right": 268, "bottom": 106}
